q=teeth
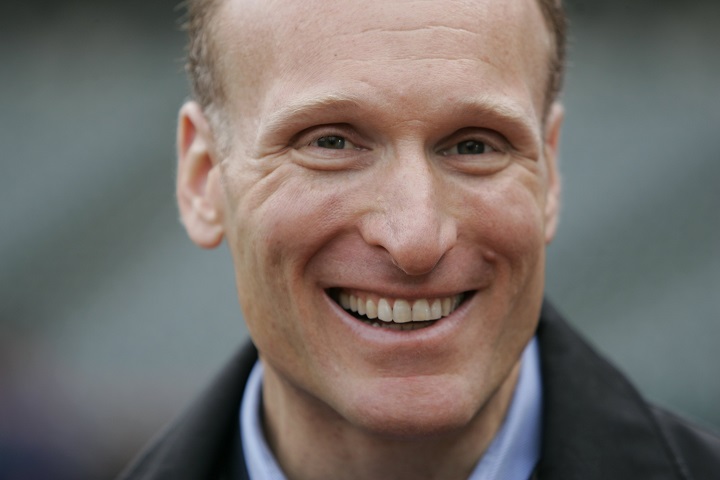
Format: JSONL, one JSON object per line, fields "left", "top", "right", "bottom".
{"left": 393, "top": 300, "right": 412, "bottom": 323}
{"left": 411, "top": 299, "right": 430, "bottom": 321}
{"left": 378, "top": 299, "right": 393, "bottom": 322}
{"left": 431, "top": 299, "right": 442, "bottom": 319}
{"left": 442, "top": 297, "right": 452, "bottom": 316}
{"left": 340, "top": 292, "right": 351, "bottom": 310}
{"left": 339, "top": 292, "right": 465, "bottom": 325}
{"left": 366, "top": 299, "right": 378, "bottom": 319}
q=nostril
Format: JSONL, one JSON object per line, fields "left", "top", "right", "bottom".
{"left": 357, "top": 183, "right": 458, "bottom": 277}
{"left": 387, "top": 232, "right": 457, "bottom": 276}
{"left": 361, "top": 215, "right": 457, "bottom": 278}
{"left": 390, "top": 252, "right": 443, "bottom": 277}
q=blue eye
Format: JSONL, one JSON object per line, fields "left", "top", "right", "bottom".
{"left": 314, "top": 135, "right": 346, "bottom": 149}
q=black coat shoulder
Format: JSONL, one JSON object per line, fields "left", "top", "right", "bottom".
{"left": 651, "top": 406, "right": 720, "bottom": 480}
{"left": 537, "top": 301, "right": 720, "bottom": 480}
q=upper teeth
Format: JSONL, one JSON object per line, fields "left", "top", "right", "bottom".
{"left": 338, "top": 292, "right": 462, "bottom": 323}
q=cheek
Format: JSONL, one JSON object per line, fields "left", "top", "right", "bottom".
{"left": 245, "top": 173, "right": 353, "bottom": 271}
{"left": 453, "top": 175, "right": 547, "bottom": 372}
{"left": 461, "top": 172, "right": 547, "bottom": 263}
{"left": 224, "top": 165, "right": 354, "bottom": 332}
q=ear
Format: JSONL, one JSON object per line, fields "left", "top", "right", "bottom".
{"left": 176, "top": 101, "right": 225, "bottom": 249}
{"left": 543, "top": 102, "right": 563, "bottom": 245}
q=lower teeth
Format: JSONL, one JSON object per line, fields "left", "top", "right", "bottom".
{"left": 361, "top": 317, "right": 436, "bottom": 331}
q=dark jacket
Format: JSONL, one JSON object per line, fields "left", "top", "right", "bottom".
{"left": 118, "top": 302, "right": 720, "bottom": 479}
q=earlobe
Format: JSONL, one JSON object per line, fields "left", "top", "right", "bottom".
{"left": 176, "top": 101, "right": 225, "bottom": 249}
{"left": 543, "top": 102, "right": 563, "bottom": 245}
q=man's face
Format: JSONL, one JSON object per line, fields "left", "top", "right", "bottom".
{"left": 181, "top": 0, "right": 561, "bottom": 436}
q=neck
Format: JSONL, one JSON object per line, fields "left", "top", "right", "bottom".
{"left": 260, "top": 361, "right": 521, "bottom": 480}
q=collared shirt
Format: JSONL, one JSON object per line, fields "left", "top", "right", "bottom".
{"left": 240, "top": 337, "right": 542, "bottom": 480}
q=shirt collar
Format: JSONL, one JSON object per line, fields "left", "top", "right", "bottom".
{"left": 240, "top": 357, "right": 286, "bottom": 480}
{"left": 240, "top": 337, "right": 542, "bottom": 480}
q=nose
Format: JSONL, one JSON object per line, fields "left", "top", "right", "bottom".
{"left": 359, "top": 153, "right": 457, "bottom": 276}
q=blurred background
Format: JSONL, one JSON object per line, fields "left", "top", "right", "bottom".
{"left": 1, "top": 0, "right": 718, "bottom": 477}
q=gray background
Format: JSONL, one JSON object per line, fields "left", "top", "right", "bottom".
{"left": 2, "top": 0, "right": 718, "bottom": 477}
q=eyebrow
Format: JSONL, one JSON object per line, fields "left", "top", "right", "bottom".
{"left": 452, "top": 96, "right": 534, "bottom": 125}
{"left": 450, "top": 95, "right": 542, "bottom": 145}
{"left": 257, "top": 91, "right": 540, "bottom": 144}
{"left": 258, "top": 93, "right": 365, "bottom": 139}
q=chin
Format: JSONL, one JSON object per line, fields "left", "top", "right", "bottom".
{"left": 336, "top": 375, "right": 487, "bottom": 440}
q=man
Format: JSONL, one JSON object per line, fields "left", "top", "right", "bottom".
{"left": 119, "top": 0, "right": 720, "bottom": 478}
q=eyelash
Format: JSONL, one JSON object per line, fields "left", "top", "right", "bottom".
{"left": 438, "top": 132, "right": 507, "bottom": 156}
{"left": 309, "top": 135, "right": 362, "bottom": 150}
{"left": 441, "top": 140, "right": 494, "bottom": 156}
{"left": 295, "top": 126, "right": 509, "bottom": 157}
{"left": 296, "top": 125, "right": 365, "bottom": 151}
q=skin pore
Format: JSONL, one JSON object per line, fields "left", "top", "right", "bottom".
{"left": 176, "top": 0, "right": 562, "bottom": 478}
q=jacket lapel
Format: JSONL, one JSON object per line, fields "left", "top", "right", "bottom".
{"left": 535, "top": 301, "right": 682, "bottom": 479}
{"left": 117, "top": 344, "right": 257, "bottom": 480}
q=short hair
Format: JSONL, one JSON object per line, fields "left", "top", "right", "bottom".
{"left": 183, "top": 0, "right": 566, "bottom": 119}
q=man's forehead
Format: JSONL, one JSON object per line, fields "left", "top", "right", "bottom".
{"left": 214, "top": 0, "right": 550, "bottom": 71}
{"left": 211, "top": 0, "right": 551, "bottom": 124}
{"left": 221, "top": 0, "right": 524, "bottom": 30}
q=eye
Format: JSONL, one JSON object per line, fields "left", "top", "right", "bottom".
{"left": 292, "top": 128, "right": 371, "bottom": 171}
{"left": 436, "top": 132, "right": 510, "bottom": 175}
{"left": 442, "top": 140, "right": 496, "bottom": 156}
{"left": 311, "top": 135, "right": 360, "bottom": 150}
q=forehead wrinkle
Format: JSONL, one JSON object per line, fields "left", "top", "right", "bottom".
{"left": 325, "top": 26, "right": 496, "bottom": 64}
{"left": 351, "top": 24, "right": 481, "bottom": 36}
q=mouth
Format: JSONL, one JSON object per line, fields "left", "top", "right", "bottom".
{"left": 328, "top": 288, "right": 470, "bottom": 331}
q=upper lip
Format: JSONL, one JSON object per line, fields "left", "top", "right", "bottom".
{"left": 326, "top": 286, "right": 473, "bottom": 301}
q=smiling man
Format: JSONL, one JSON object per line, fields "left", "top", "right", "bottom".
{"left": 118, "top": 0, "right": 720, "bottom": 479}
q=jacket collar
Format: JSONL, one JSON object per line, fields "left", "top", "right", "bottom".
{"left": 117, "top": 343, "right": 256, "bottom": 480}
{"left": 536, "top": 301, "right": 682, "bottom": 479}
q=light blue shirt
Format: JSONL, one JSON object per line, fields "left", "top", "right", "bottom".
{"left": 240, "top": 337, "right": 542, "bottom": 480}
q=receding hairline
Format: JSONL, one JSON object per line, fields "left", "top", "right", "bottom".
{"left": 183, "top": 0, "right": 566, "bottom": 119}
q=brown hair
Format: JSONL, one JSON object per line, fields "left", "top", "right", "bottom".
{"left": 183, "top": 0, "right": 221, "bottom": 113}
{"left": 535, "top": 0, "right": 567, "bottom": 113}
{"left": 182, "top": 0, "right": 567, "bottom": 116}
